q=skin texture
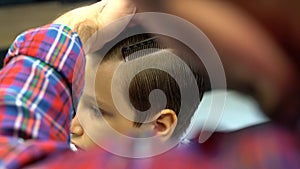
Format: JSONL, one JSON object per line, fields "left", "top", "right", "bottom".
{"left": 70, "top": 57, "right": 177, "bottom": 150}
{"left": 52, "top": 0, "right": 135, "bottom": 150}
{"left": 56, "top": 0, "right": 300, "bottom": 149}
{"left": 54, "top": 1, "right": 183, "bottom": 150}
{"left": 53, "top": 0, "right": 136, "bottom": 53}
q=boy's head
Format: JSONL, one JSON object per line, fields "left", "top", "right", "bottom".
{"left": 71, "top": 34, "right": 204, "bottom": 151}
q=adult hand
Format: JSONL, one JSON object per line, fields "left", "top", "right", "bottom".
{"left": 53, "top": 0, "right": 136, "bottom": 53}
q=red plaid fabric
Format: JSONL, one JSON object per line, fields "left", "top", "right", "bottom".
{"left": 0, "top": 24, "right": 84, "bottom": 168}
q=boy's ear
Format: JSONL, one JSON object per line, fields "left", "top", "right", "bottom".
{"left": 153, "top": 109, "right": 177, "bottom": 141}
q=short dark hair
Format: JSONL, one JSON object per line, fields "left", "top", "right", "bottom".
{"left": 101, "top": 33, "right": 204, "bottom": 140}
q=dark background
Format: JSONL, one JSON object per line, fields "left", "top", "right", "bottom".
{"left": 0, "top": 0, "right": 96, "bottom": 69}
{"left": 0, "top": 50, "right": 6, "bottom": 69}
{"left": 0, "top": 0, "right": 93, "bottom": 6}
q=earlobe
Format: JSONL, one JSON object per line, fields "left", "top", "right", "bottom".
{"left": 154, "top": 109, "right": 177, "bottom": 141}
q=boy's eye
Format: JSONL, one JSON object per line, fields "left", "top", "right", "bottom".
{"left": 91, "top": 106, "right": 102, "bottom": 117}
{"left": 91, "top": 106, "right": 113, "bottom": 118}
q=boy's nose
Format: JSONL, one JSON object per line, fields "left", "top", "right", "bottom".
{"left": 70, "top": 115, "right": 84, "bottom": 136}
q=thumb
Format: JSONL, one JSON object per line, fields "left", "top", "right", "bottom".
{"left": 84, "top": 0, "right": 136, "bottom": 54}
{"left": 99, "top": 0, "right": 136, "bottom": 27}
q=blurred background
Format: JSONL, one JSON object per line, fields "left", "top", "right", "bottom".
{"left": 0, "top": 0, "right": 269, "bottom": 136}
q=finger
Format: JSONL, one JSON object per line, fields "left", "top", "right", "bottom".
{"left": 87, "top": 0, "right": 109, "bottom": 13}
{"left": 84, "top": 13, "right": 135, "bottom": 54}
{"left": 84, "top": 0, "right": 136, "bottom": 54}
{"left": 100, "top": 0, "right": 136, "bottom": 27}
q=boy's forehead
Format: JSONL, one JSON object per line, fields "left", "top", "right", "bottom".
{"left": 82, "top": 54, "right": 121, "bottom": 105}
{"left": 95, "top": 59, "right": 122, "bottom": 85}
{"left": 94, "top": 59, "right": 128, "bottom": 109}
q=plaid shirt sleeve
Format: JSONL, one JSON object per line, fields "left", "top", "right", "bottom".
{"left": 0, "top": 24, "right": 85, "bottom": 168}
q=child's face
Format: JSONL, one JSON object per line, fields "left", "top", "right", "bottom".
{"left": 70, "top": 59, "right": 153, "bottom": 151}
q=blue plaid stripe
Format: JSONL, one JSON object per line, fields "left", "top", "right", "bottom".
{"left": 5, "top": 24, "right": 85, "bottom": 105}
{"left": 0, "top": 24, "right": 84, "bottom": 168}
{"left": 0, "top": 56, "right": 71, "bottom": 140}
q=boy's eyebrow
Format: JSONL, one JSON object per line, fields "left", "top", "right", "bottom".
{"left": 94, "top": 97, "right": 107, "bottom": 108}
{"left": 82, "top": 94, "right": 96, "bottom": 103}
{"left": 83, "top": 94, "right": 103, "bottom": 107}
{"left": 82, "top": 94, "right": 113, "bottom": 114}
{"left": 96, "top": 101, "right": 108, "bottom": 110}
